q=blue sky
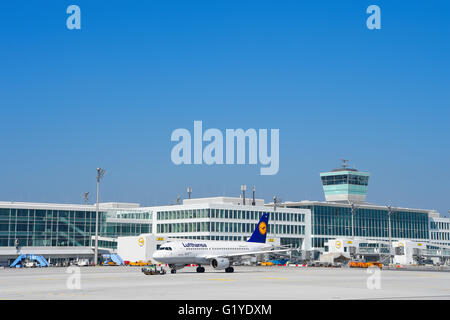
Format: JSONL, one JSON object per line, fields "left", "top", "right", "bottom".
{"left": 0, "top": 1, "right": 449, "bottom": 216}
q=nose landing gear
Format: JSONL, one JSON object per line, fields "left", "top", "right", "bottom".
{"left": 196, "top": 266, "right": 205, "bottom": 273}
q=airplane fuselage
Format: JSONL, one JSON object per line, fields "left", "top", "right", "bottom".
{"left": 153, "top": 240, "right": 270, "bottom": 265}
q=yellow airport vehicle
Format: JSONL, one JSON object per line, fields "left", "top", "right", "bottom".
{"left": 130, "top": 260, "right": 153, "bottom": 266}
{"left": 349, "top": 261, "right": 383, "bottom": 269}
{"left": 366, "top": 262, "right": 383, "bottom": 269}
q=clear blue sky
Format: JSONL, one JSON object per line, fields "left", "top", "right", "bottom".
{"left": 0, "top": 1, "right": 449, "bottom": 216}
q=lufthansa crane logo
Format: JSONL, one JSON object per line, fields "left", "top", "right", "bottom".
{"left": 138, "top": 237, "right": 145, "bottom": 247}
{"left": 335, "top": 240, "right": 342, "bottom": 249}
{"left": 259, "top": 222, "right": 267, "bottom": 235}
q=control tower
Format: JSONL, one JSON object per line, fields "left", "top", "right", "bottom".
{"left": 320, "top": 160, "right": 370, "bottom": 203}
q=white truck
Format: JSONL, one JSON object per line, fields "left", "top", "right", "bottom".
{"left": 24, "top": 261, "right": 37, "bottom": 268}
{"left": 75, "top": 259, "right": 90, "bottom": 266}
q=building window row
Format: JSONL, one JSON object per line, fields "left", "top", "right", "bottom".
{"left": 157, "top": 209, "right": 304, "bottom": 223}
{"left": 432, "top": 232, "right": 450, "bottom": 241}
{"left": 115, "top": 211, "right": 152, "bottom": 220}
{"left": 431, "top": 221, "right": 450, "bottom": 231}
{"left": 321, "top": 174, "right": 369, "bottom": 186}
{"left": 157, "top": 222, "right": 305, "bottom": 235}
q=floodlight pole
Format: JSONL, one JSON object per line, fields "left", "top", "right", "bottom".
{"left": 387, "top": 205, "right": 393, "bottom": 264}
{"left": 348, "top": 201, "right": 357, "bottom": 239}
{"left": 273, "top": 196, "right": 278, "bottom": 240}
{"left": 94, "top": 168, "right": 105, "bottom": 266}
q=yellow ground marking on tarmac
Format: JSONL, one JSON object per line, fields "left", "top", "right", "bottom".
{"left": 404, "top": 273, "right": 447, "bottom": 279}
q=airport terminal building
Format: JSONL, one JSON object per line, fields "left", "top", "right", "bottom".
{"left": 0, "top": 202, "right": 153, "bottom": 265}
{"left": 1, "top": 163, "right": 449, "bottom": 266}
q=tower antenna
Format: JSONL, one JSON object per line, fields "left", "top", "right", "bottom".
{"left": 83, "top": 192, "right": 89, "bottom": 205}
{"left": 340, "top": 158, "right": 349, "bottom": 169}
{"left": 252, "top": 186, "right": 256, "bottom": 206}
{"left": 241, "top": 185, "right": 247, "bottom": 205}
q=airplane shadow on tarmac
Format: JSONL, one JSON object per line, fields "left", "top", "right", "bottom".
{"left": 168, "top": 269, "right": 266, "bottom": 274}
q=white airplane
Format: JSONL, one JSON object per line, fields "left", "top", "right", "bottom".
{"left": 152, "top": 212, "right": 295, "bottom": 273}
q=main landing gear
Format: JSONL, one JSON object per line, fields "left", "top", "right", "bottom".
{"left": 169, "top": 264, "right": 186, "bottom": 274}
{"left": 196, "top": 266, "right": 206, "bottom": 273}
{"left": 225, "top": 267, "right": 234, "bottom": 273}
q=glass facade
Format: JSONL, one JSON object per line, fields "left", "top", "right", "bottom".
{"left": 0, "top": 207, "right": 152, "bottom": 248}
{"left": 321, "top": 174, "right": 369, "bottom": 186}
{"left": 103, "top": 221, "right": 151, "bottom": 238}
{"left": 430, "top": 219, "right": 450, "bottom": 246}
{"left": 289, "top": 204, "right": 429, "bottom": 248}
{"left": 97, "top": 239, "right": 118, "bottom": 249}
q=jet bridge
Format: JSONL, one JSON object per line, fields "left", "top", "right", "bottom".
{"left": 412, "top": 246, "right": 450, "bottom": 265}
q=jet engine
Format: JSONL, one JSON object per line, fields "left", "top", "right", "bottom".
{"left": 211, "top": 258, "right": 230, "bottom": 269}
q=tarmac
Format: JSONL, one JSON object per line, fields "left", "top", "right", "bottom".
{"left": 0, "top": 265, "right": 449, "bottom": 300}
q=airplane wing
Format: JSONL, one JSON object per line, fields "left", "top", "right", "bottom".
{"left": 204, "top": 248, "right": 296, "bottom": 261}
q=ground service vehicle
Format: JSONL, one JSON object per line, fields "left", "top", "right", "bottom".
{"left": 349, "top": 261, "right": 383, "bottom": 269}
{"left": 142, "top": 265, "right": 166, "bottom": 275}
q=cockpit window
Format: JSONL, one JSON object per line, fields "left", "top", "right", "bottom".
{"left": 159, "top": 247, "right": 172, "bottom": 251}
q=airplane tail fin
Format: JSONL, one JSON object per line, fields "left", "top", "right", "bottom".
{"left": 247, "top": 212, "right": 270, "bottom": 243}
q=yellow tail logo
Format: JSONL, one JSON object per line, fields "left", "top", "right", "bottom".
{"left": 259, "top": 222, "right": 267, "bottom": 235}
